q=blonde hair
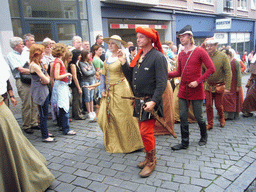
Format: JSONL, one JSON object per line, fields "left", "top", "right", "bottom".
{"left": 190, "top": 36, "right": 195, "bottom": 45}
{"left": 29, "top": 44, "right": 44, "bottom": 64}
{"left": 52, "top": 43, "right": 67, "bottom": 58}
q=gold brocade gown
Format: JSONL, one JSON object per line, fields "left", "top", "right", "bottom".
{"left": 97, "top": 59, "right": 144, "bottom": 153}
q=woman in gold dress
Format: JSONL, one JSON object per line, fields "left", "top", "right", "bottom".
{"left": 97, "top": 35, "right": 144, "bottom": 153}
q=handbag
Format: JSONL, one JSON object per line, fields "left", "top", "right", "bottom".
{"left": 20, "top": 62, "right": 31, "bottom": 84}
{"left": 215, "top": 83, "right": 225, "bottom": 93}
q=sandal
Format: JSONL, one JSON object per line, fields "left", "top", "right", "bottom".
{"left": 65, "top": 130, "right": 76, "bottom": 135}
{"left": 48, "top": 133, "right": 55, "bottom": 137}
{"left": 43, "top": 137, "right": 56, "bottom": 142}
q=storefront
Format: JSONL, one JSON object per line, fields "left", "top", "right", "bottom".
{"left": 214, "top": 18, "right": 255, "bottom": 55}
{"left": 8, "top": 0, "right": 89, "bottom": 44}
{"left": 175, "top": 14, "right": 215, "bottom": 46}
{"left": 101, "top": 3, "right": 175, "bottom": 47}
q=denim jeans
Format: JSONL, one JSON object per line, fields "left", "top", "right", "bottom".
{"left": 179, "top": 98, "right": 205, "bottom": 127}
{"left": 59, "top": 107, "right": 71, "bottom": 134}
{"left": 39, "top": 95, "right": 49, "bottom": 139}
{"left": 82, "top": 80, "right": 95, "bottom": 102}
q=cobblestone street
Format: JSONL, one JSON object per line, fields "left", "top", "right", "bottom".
{"left": 10, "top": 73, "right": 256, "bottom": 192}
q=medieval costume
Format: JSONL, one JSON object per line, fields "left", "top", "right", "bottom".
{"left": 122, "top": 27, "right": 168, "bottom": 177}
{"left": 223, "top": 58, "right": 242, "bottom": 120}
{"left": 154, "top": 81, "right": 176, "bottom": 135}
{"left": 242, "top": 61, "right": 256, "bottom": 117}
{"left": 97, "top": 35, "right": 144, "bottom": 153}
{"left": 173, "top": 78, "right": 196, "bottom": 124}
{"left": 203, "top": 38, "right": 232, "bottom": 129}
{"left": 168, "top": 25, "right": 215, "bottom": 150}
{"left": 0, "top": 48, "right": 55, "bottom": 192}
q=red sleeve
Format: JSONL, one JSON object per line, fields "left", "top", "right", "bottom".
{"left": 240, "top": 61, "right": 246, "bottom": 73}
{"left": 196, "top": 48, "right": 215, "bottom": 84}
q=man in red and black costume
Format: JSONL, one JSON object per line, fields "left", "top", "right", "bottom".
{"left": 169, "top": 25, "right": 215, "bottom": 150}
{"left": 118, "top": 27, "right": 168, "bottom": 178}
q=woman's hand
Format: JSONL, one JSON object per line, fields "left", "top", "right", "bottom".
{"left": 10, "top": 97, "right": 17, "bottom": 107}
{"left": 101, "top": 91, "right": 106, "bottom": 97}
{"left": 78, "top": 88, "right": 82, "bottom": 95}
{"left": 66, "top": 73, "right": 72, "bottom": 78}
{"left": 117, "top": 49, "right": 126, "bottom": 65}
{"left": 40, "top": 78, "right": 48, "bottom": 85}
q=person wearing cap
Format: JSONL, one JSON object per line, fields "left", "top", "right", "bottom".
{"left": 203, "top": 37, "right": 232, "bottom": 130}
{"left": 168, "top": 25, "right": 215, "bottom": 150}
{"left": 97, "top": 35, "right": 144, "bottom": 154}
{"left": 119, "top": 27, "right": 168, "bottom": 177}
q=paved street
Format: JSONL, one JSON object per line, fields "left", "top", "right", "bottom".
{"left": 10, "top": 73, "right": 256, "bottom": 192}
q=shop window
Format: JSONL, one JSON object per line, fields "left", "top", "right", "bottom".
{"left": 224, "top": 0, "right": 233, "bottom": 11}
{"left": 238, "top": 0, "right": 248, "bottom": 10}
{"left": 251, "top": 0, "right": 256, "bottom": 9}
{"left": 21, "top": 0, "right": 78, "bottom": 19}
{"left": 29, "top": 24, "right": 52, "bottom": 41}
{"left": 57, "top": 24, "right": 76, "bottom": 45}
{"left": 11, "top": 19, "right": 23, "bottom": 38}
{"left": 9, "top": 0, "right": 20, "bottom": 17}
{"left": 195, "top": 0, "right": 213, "bottom": 4}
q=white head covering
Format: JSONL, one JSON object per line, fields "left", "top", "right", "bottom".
{"left": 0, "top": 45, "right": 10, "bottom": 95}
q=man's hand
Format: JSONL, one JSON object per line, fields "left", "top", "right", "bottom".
{"left": 117, "top": 49, "right": 126, "bottom": 65}
{"left": 188, "top": 81, "right": 198, "bottom": 88}
{"left": 143, "top": 101, "right": 156, "bottom": 112}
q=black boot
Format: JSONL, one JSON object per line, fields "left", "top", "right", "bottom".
{"left": 198, "top": 122, "right": 207, "bottom": 146}
{"left": 171, "top": 125, "right": 189, "bottom": 150}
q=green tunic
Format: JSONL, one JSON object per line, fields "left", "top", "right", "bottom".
{"left": 205, "top": 51, "right": 232, "bottom": 92}
{"left": 0, "top": 96, "right": 55, "bottom": 192}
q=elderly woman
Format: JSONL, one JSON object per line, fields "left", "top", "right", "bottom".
{"left": 223, "top": 48, "right": 242, "bottom": 120}
{"left": 97, "top": 35, "right": 144, "bottom": 153}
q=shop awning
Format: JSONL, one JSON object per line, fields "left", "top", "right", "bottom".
{"left": 110, "top": 24, "right": 167, "bottom": 29}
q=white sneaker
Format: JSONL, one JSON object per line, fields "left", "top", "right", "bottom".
{"left": 88, "top": 112, "right": 93, "bottom": 120}
{"left": 92, "top": 112, "right": 96, "bottom": 118}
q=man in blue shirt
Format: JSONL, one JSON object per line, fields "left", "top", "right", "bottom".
{"left": 7, "top": 37, "right": 39, "bottom": 134}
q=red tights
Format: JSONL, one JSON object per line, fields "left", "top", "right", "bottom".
{"left": 139, "top": 119, "right": 156, "bottom": 152}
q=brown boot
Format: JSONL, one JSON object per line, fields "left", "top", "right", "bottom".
{"left": 220, "top": 118, "right": 225, "bottom": 127}
{"left": 206, "top": 124, "right": 213, "bottom": 130}
{"left": 137, "top": 152, "right": 149, "bottom": 169}
{"left": 139, "top": 149, "right": 156, "bottom": 178}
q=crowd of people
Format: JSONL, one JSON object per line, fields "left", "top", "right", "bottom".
{"left": 1, "top": 24, "right": 256, "bottom": 191}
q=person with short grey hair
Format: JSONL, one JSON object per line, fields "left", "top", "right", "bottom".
{"left": 10, "top": 37, "right": 23, "bottom": 49}
{"left": 43, "top": 37, "right": 52, "bottom": 43}
{"left": 7, "top": 36, "right": 39, "bottom": 134}
{"left": 70, "top": 36, "right": 82, "bottom": 51}
{"left": 22, "top": 33, "right": 35, "bottom": 63}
